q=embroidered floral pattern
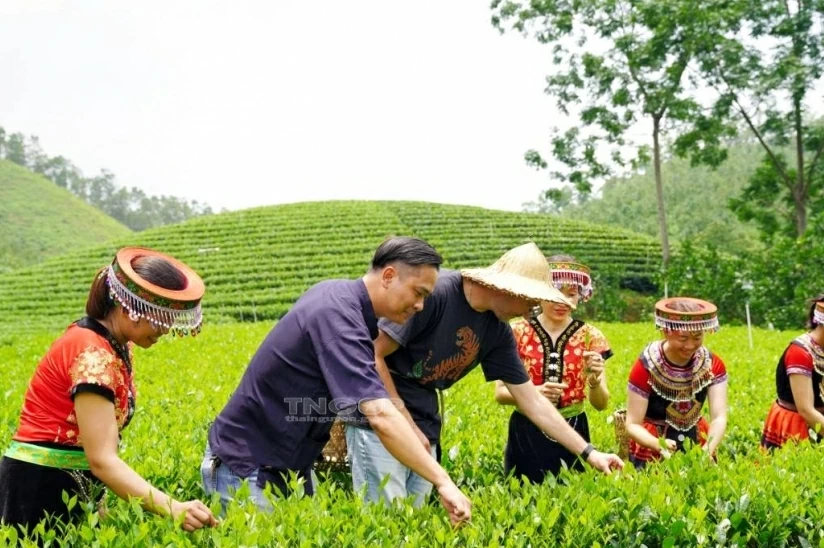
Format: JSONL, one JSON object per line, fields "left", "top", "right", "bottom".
{"left": 513, "top": 319, "right": 610, "bottom": 408}
{"left": 68, "top": 346, "right": 136, "bottom": 439}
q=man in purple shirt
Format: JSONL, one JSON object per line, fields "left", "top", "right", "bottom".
{"left": 200, "top": 237, "right": 471, "bottom": 525}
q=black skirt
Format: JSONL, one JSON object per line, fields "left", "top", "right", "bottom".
{"left": 0, "top": 456, "right": 103, "bottom": 531}
{"left": 503, "top": 410, "right": 590, "bottom": 485}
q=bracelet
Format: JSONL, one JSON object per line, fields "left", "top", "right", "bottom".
{"left": 580, "top": 442, "right": 595, "bottom": 461}
{"left": 588, "top": 379, "right": 600, "bottom": 389}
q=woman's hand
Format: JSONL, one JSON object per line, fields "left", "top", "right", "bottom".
{"left": 538, "top": 382, "right": 568, "bottom": 405}
{"left": 583, "top": 351, "right": 605, "bottom": 386}
{"left": 171, "top": 500, "right": 219, "bottom": 532}
{"left": 659, "top": 439, "right": 677, "bottom": 459}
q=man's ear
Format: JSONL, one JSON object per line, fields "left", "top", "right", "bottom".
{"left": 381, "top": 265, "right": 398, "bottom": 288}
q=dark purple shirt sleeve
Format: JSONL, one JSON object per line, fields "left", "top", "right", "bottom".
{"left": 313, "top": 305, "right": 389, "bottom": 408}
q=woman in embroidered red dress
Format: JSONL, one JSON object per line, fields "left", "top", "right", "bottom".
{"left": 495, "top": 256, "right": 612, "bottom": 483}
{"left": 0, "top": 247, "right": 217, "bottom": 533}
{"left": 626, "top": 297, "right": 729, "bottom": 468}
{"left": 761, "top": 296, "right": 824, "bottom": 449}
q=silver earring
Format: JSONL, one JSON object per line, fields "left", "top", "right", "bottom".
{"left": 128, "top": 310, "right": 140, "bottom": 323}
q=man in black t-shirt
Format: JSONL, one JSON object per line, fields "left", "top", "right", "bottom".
{"left": 345, "top": 242, "right": 624, "bottom": 507}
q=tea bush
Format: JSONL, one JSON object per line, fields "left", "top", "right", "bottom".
{"left": 0, "top": 201, "right": 662, "bottom": 336}
{"left": 1, "top": 322, "right": 823, "bottom": 547}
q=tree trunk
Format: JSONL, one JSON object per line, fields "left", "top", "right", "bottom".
{"left": 652, "top": 116, "right": 670, "bottom": 268}
{"left": 793, "top": 186, "right": 807, "bottom": 236}
{"left": 793, "top": 99, "right": 807, "bottom": 236}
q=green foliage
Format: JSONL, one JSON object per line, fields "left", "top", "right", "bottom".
{"left": 745, "top": 212, "right": 824, "bottom": 330}
{"left": 2, "top": 322, "right": 824, "bottom": 546}
{"left": 652, "top": 213, "right": 824, "bottom": 331}
{"left": 729, "top": 125, "right": 824, "bottom": 242}
{"left": 0, "top": 126, "right": 213, "bottom": 232}
{"left": 577, "top": 264, "right": 657, "bottom": 324}
{"left": 0, "top": 160, "right": 132, "bottom": 273}
{"left": 696, "top": 1, "right": 824, "bottom": 239}
{"left": 491, "top": 0, "right": 743, "bottom": 266}
{"left": 490, "top": 0, "right": 729, "bottom": 187}
{"left": 0, "top": 200, "right": 663, "bottom": 335}
{"left": 560, "top": 141, "right": 764, "bottom": 255}
{"left": 661, "top": 241, "right": 748, "bottom": 326}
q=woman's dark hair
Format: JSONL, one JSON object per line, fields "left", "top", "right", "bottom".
{"left": 371, "top": 237, "right": 443, "bottom": 271}
{"left": 808, "top": 294, "right": 824, "bottom": 329}
{"left": 86, "top": 256, "right": 187, "bottom": 319}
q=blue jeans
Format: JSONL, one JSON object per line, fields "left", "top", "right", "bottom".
{"left": 199, "top": 442, "right": 278, "bottom": 514}
{"left": 345, "top": 424, "right": 437, "bottom": 508}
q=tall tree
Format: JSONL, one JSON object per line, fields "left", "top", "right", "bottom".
{"left": 4, "top": 132, "right": 27, "bottom": 167}
{"left": 696, "top": 0, "right": 824, "bottom": 239}
{"left": 563, "top": 138, "right": 765, "bottom": 254}
{"left": 491, "top": 0, "right": 734, "bottom": 267}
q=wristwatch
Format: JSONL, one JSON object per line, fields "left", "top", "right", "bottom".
{"left": 580, "top": 442, "right": 596, "bottom": 461}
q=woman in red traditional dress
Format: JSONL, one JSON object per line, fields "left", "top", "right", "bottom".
{"left": 0, "top": 247, "right": 217, "bottom": 533}
{"left": 626, "top": 297, "right": 729, "bottom": 468}
{"left": 495, "top": 256, "right": 612, "bottom": 483}
{"left": 761, "top": 296, "right": 824, "bottom": 450}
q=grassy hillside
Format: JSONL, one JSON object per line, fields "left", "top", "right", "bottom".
{"left": 0, "top": 200, "right": 662, "bottom": 335}
{"left": 0, "top": 160, "right": 131, "bottom": 272}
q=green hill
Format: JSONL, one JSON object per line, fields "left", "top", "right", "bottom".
{"left": 0, "top": 160, "right": 131, "bottom": 272}
{"left": 0, "top": 200, "right": 662, "bottom": 334}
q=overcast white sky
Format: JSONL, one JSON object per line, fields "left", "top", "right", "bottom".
{"left": 0, "top": 0, "right": 583, "bottom": 213}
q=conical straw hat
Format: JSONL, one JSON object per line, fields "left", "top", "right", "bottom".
{"left": 460, "top": 242, "right": 574, "bottom": 308}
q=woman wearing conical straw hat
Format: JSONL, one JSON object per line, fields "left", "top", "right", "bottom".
{"left": 625, "top": 297, "right": 729, "bottom": 468}
{"left": 761, "top": 295, "right": 824, "bottom": 450}
{"left": 495, "top": 255, "right": 613, "bottom": 483}
{"left": 0, "top": 247, "right": 217, "bottom": 533}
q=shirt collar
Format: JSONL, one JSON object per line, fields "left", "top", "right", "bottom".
{"left": 355, "top": 278, "right": 378, "bottom": 340}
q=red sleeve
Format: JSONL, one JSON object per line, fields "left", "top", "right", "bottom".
{"left": 785, "top": 344, "right": 814, "bottom": 377}
{"left": 710, "top": 354, "right": 728, "bottom": 385}
{"left": 511, "top": 319, "right": 540, "bottom": 382}
{"left": 511, "top": 320, "right": 529, "bottom": 363}
{"left": 627, "top": 359, "right": 651, "bottom": 398}
{"left": 68, "top": 346, "right": 120, "bottom": 399}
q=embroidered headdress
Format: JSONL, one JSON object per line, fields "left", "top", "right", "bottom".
{"left": 654, "top": 297, "right": 719, "bottom": 333}
{"left": 813, "top": 302, "right": 824, "bottom": 327}
{"left": 461, "top": 242, "right": 574, "bottom": 308}
{"left": 548, "top": 260, "right": 593, "bottom": 302}
{"left": 106, "top": 247, "right": 205, "bottom": 336}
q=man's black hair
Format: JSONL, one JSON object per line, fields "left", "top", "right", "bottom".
{"left": 371, "top": 236, "right": 443, "bottom": 270}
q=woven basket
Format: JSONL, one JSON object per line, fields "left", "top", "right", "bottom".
{"left": 612, "top": 409, "right": 629, "bottom": 460}
{"left": 315, "top": 419, "right": 350, "bottom": 473}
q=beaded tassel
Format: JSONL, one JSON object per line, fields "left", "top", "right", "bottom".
{"left": 551, "top": 270, "right": 593, "bottom": 301}
{"left": 642, "top": 343, "right": 714, "bottom": 431}
{"left": 106, "top": 266, "right": 203, "bottom": 336}
{"left": 655, "top": 316, "right": 720, "bottom": 333}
